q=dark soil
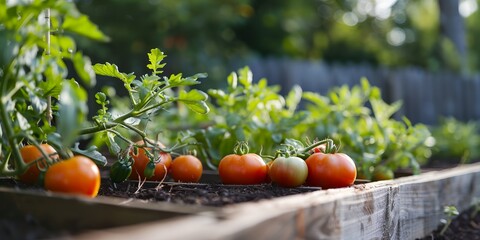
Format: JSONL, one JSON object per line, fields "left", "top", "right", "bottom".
{"left": 98, "top": 179, "right": 319, "bottom": 207}
{"left": 418, "top": 205, "right": 480, "bottom": 240}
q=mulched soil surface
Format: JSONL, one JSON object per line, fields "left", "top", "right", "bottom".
{"left": 98, "top": 179, "right": 319, "bottom": 207}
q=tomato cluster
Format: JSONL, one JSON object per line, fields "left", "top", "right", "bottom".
{"left": 19, "top": 144, "right": 101, "bottom": 198}
{"left": 19, "top": 139, "right": 357, "bottom": 200}
{"left": 19, "top": 144, "right": 57, "bottom": 185}
{"left": 128, "top": 140, "right": 172, "bottom": 181}
{"left": 217, "top": 141, "right": 357, "bottom": 189}
{"left": 121, "top": 141, "right": 204, "bottom": 183}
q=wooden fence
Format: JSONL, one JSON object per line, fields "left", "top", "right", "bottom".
{"left": 231, "top": 57, "right": 480, "bottom": 125}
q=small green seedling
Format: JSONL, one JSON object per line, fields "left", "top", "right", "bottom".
{"left": 439, "top": 205, "right": 459, "bottom": 236}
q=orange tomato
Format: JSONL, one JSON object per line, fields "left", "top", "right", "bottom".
{"left": 170, "top": 155, "right": 203, "bottom": 183}
{"left": 129, "top": 140, "right": 172, "bottom": 181}
{"left": 44, "top": 156, "right": 100, "bottom": 198}
{"left": 19, "top": 144, "right": 57, "bottom": 185}
{"left": 218, "top": 153, "right": 267, "bottom": 185}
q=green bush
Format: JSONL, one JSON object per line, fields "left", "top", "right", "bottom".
{"left": 430, "top": 118, "right": 480, "bottom": 164}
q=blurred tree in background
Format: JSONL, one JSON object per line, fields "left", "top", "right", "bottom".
{"left": 75, "top": 0, "right": 479, "bottom": 86}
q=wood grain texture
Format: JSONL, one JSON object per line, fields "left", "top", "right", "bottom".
{"left": 76, "top": 163, "right": 480, "bottom": 240}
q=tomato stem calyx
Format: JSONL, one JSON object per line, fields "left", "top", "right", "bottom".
{"left": 301, "top": 138, "right": 338, "bottom": 154}
{"left": 233, "top": 141, "right": 250, "bottom": 155}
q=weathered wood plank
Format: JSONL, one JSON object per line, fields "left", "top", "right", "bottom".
{"left": 76, "top": 163, "right": 480, "bottom": 240}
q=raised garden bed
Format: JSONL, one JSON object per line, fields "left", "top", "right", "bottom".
{"left": 1, "top": 163, "right": 479, "bottom": 239}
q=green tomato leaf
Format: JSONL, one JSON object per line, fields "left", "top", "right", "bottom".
{"left": 56, "top": 35, "right": 76, "bottom": 53}
{"left": 93, "top": 63, "right": 134, "bottom": 84}
{"left": 238, "top": 66, "right": 252, "bottom": 88}
{"left": 302, "top": 92, "right": 329, "bottom": 107}
{"left": 227, "top": 72, "right": 238, "bottom": 89}
{"left": 286, "top": 85, "right": 302, "bottom": 112}
{"left": 141, "top": 74, "right": 161, "bottom": 89}
{"left": 73, "top": 52, "right": 96, "bottom": 87}
{"left": 62, "top": 14, "right": 110, "bottom": 42}
{"left": 39, "top": 74, "right": 63, "bottom": 99}
{"left": 168, "top": 73, "right": 183, "bottom": 86}
{"left": 57, "top": 80, "right": 88, "bottom": 148}
{"left": 179, "top": 89, "right": 208, "bottom": 101}
{"left": 371, "top": 98, "right": 402, "bottom": 122}
{"left": 95, "top": 92, "right": 107, "bottom": 104}
{"left": 182, "top": 73, "right": 208, "bottom": 86}
{"left": 29, "top": 92, "right": 47, "bottom": 114}
{"left": 184, "top": 101, "right": 209, "bottom": 114}
{"left": 105, "top": 131, "right": 121, "bottom": 156}
{"left": 208, "top": 89, "right": 226, "bottom": 100}
{"left": 178, "top": 89, "right": 209, "bottom": 115}
{"left": 71, "top": 142, "right": 107, "bottom": 167}
{"left": 147, "top": 48, "right": 166, "bottom": 74}
{"left": 16, "top": 112, "right": 30, "bottom": 131}
{"left": 226, "top": 113, "right": 241, "bottom": 126}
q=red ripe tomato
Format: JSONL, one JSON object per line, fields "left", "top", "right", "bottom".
{"left": 269, "top": 156, "right": 308, "bottom": 188}
{"left": 44, "top": 156, "right": 100, "bottom": 198}
{"left": 305, "top": 152, "right": 357, "bottom": 189}
{"left": 170, "top": 155, "right": 203, "bottom": 183}
{"left": 218, "top": 153, "right": 267, "bottom": 185}
{"left": 19, "top": 144, "right": 58, "bottom": 184}
{"left": 129, "top": 140, "right": 172, "bottom": 181}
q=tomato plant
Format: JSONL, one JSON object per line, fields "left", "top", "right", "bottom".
{"left": 18, "top": 144, "right": 58, "bottom": 185}
{"left": 128, "top": 140, "right": 172, "bottom": 181}
{"left": 170, "top": 155, "right": 203, "bottom": 183}
{"left": 372, "top": 166, "right": 394, "bottom": 181}
{"left": 218, "top": 142, "right": 267, "bottom": 185}
{"left": 269, "top": 156, "right": 308, "bottom": 188}
{"left": 305, "top": 144, "right": 357, "bottom": 189}
{"left": 44, "top": 156, "right": 101, "bottom": 198}
{"left": 0, "top": 0, "right": 211, "bottom": 196}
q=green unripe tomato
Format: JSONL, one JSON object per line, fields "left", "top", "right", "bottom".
{"left": 110, "top": 160, "right": 132, "bottom": 183}
{"left": 143, "top": 160, "right": 156, "bottom": 179}
{"left": 269, "top": 156, "right": 308, "bottom": 188}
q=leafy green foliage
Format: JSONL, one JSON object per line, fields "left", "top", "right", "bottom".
{"left": 175, "top": 69, "right": 433, "bottom": 178}
{"left": 186, "top": 67, "right": 308, "bottom": 167}
{"left": 0, "top": 1, "right": 210, "bottom": 179}
{"left": 88, "top": 48, "right": 210, "bottom": 156}
{"left": 302, "top": 79, "right": 433, "bottom": 179}
{"left": 430, "top": 118, "right": 480, "bottom": 164}
{"left": 0, "top": 0, "right": 109, "bottom": 176}
{"left": 57, "top": 80, "right": 88, "bottom": 148}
